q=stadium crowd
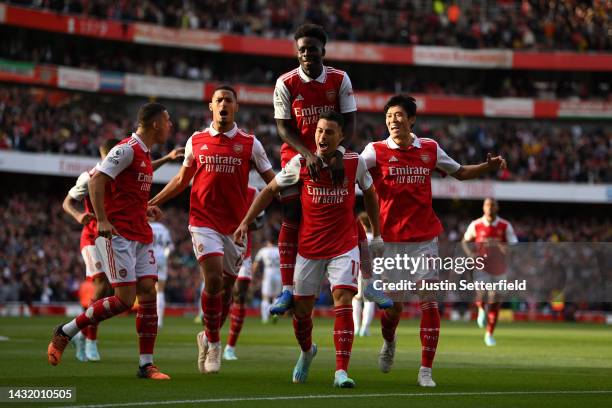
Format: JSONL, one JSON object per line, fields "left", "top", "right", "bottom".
{"left": 0, "top": 189, "right": 609, "bottom": 304}
{"left": 2, "top": 32, "right": 610, "bottom": 100}
{"left": 6, "top": 0, "right": 610, "bottom": 51}
{"left": 1, "top": 86, "right": 609, "bottom": 182}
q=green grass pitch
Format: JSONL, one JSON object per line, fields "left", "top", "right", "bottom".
{"left": 0, "top": 316, "right": 611, "bottom": 407}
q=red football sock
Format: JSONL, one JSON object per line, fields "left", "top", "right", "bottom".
{"left": 381, "top": 309, "right": 400, "bottom": 343}
{"left": 201, "top": 291, "right": 222, "bottom": 343}
{"left": 293, "top": 314, "right": 313, "bottom": 352}
{"left": 279, "top": 221, "right": 299, "bottom": 286}
{"left": 136, "top": 300, "right": 157, "bottom": 355}
{"left": 356, "top": 222, "right": 372, "bottom": 279}
{"left": 219, "top": 275, "right": 236, "bottom": 328}
{"left": 75, "top": 295, "right": 130, "bottom": 329}
{"left": 334, "top": 305, "right": 354, "bottom": 372}
{"left": 227, "top": 303, "right": 246, "bottom": 347}
{"left": 420, "top": 301, "right": 440, "bottom": 368}
{"left": 85, "top": 324, "right": 98, "bottom": 340}
{"left": 486, "top": 302, "right": 500, "bottom": 335}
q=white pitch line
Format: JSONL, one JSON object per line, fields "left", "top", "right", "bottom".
{"left": 58, "top": 390, "right": 612, "bottom": 408}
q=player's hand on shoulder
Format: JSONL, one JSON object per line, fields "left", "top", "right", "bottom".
{"left": 97, "top": 219, "right": 118, "bottom": 239}
{"left": 370, "top": 235, "right": 385, "bottom": 258}
{"left": 168, "top": 147, "right": 185, "bottom": 160}
{"left": 304, "top": 151, "right": 323, "bottom": 182}
{"left": 328, "top": 150, "right": 345, "bottom": 187}
{"left": 147, "top": 205, "right": 163, "bottom": 221}
{"left": 486, "top": 153, "right": 507, "bottom": 171}
{"left": 78, "top": 212, "right": 96, "bottom": 225}
{"left": 233, "top": 223, "right": 249, "bottom": 246}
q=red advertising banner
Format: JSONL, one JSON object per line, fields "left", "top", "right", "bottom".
{"left": 1, "top": 60, "right": 610, "bottom": 119}
{"left": 2, "top": 5, "right": 610, "bottom": 71}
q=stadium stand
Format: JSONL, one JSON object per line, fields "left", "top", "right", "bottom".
{"left": 6, "top": 0, "right": 611, "bottom": 50}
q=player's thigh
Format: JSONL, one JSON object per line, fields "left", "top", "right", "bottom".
{"left": 327, "top": 246, "right": 359, "bottom": 294}
{"left": 383, "top": 239, "right": 440, "bottom": 282}
{"left": 81, "top": 245, "right": 107, "bottom": 281}
{"left": 189, "top": 226, "right": 225, "bottom": 263}
{"left": 294, "top": 255, "right": 327, "bottom": 297}
{"left": 135, "top": 242, "right": 158, "bottom": 282}
{"left": 221, "top": 233, "right": 246, "bottom": 277}
{"left": 237, "top": 258, "right": 252, "bottom": 281}
{"left": 100, "top": 235, "right": 137, "bottom": 287}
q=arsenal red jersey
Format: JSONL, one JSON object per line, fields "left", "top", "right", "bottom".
{"left": 274, "top": 65, "right": 356, "bottom": 165}
{"left": 183, "top": 123, "right": 272, "bottom": 235}
{"left": 276, "top": 152, "right": 373, "bottom": 259}
{"left": 464, "top": 216, "right": 518, "bottom": 275}
{"left": 96, "top": 134, "right": 153, "bottom": 244}
{"left": 361, "top": 135, "right": 460, "bottom": 243}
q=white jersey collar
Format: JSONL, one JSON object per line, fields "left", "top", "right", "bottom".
{"left": 131, "top": 133, "right": 149, "bottom": 152}
{"left": 298, "top": 65, "right": 327, "bottom": 83}
{"left": 208, "top": 122, "right": 238, "bottom": 138}
{"left": 386, "top": 133, "right": 421, "bottom": 150}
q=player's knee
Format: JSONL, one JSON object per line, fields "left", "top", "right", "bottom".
{"left": 205, "top": 275, "right": 223, "bottom": 293}
{"left": 332, "top": 289, "right": 355, "bottom": 306}
{"left": 115, "top": 287, "right": 136, "bottom": 307}
{"left": 293, "top": 301, "right": 312, "bottom": 318}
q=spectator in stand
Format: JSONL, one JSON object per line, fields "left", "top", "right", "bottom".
{"left": 1, "top": 86, "right": 608, "bottom": 182}
{"left": 7, "top": 0, "right": 610, "bottom": 50}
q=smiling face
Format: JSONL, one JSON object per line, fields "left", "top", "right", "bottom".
{"left": 209, "top": 89, "right": 238, "bottom": 128}
{"left": 315, "top": 118, "right": 343, "bottom": 158}
{"left": 385, "top": 105, "right": 415, "bottom": 141}
{"left": 296, "top": 36, "right": 325, "bottom": 78}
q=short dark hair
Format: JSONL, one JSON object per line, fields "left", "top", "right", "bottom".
{"left": 318, "top": 110, "right": 344, "bottom": 128}
{"left": 137, "top": 102, "right": 167, "bottom": 129}
{"left": 212, "top": 85, "right": 237, "bottom": 100}
{"left": 100, "top": 138, "right": 120, "bottom": 155}
{"left": 384, "top": 95, "right": 417, "bottom": 117}
{"left": 294, "top": 23, "right": 327, "bottom": 46}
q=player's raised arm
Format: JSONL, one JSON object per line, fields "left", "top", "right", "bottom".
{"left": 149, "top": 138, "right": 196, "bottom": 206}
{"left": 149, "top": 165, "right": 195, "bottom": 206}
{"left": 451, "top": 153, "right": 507, "bottom": 181}
{"left": 152, "top": 147, "right": 185, "bottom": 171}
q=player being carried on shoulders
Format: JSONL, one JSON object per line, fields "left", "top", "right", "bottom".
{"left": 272, "top": 23, "right": 389, "bottom": 314}
{"left": 235, "top": 111, "right": 384, "bottom": 388}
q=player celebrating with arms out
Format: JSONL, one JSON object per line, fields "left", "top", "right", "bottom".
{"left": 272, "top": 23, "right": 357, "bottom": 314}
{"left": 48, "top": 103, "right": 173, "bottom": 380}
{"left": 235, "top": 111, "right": 384, "bottom": 388}
{"left": 149, "top": 86, "right": 275, "bottom": 375}
{"left": 361, "top": 95, "right": 507, "bottom": 387}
